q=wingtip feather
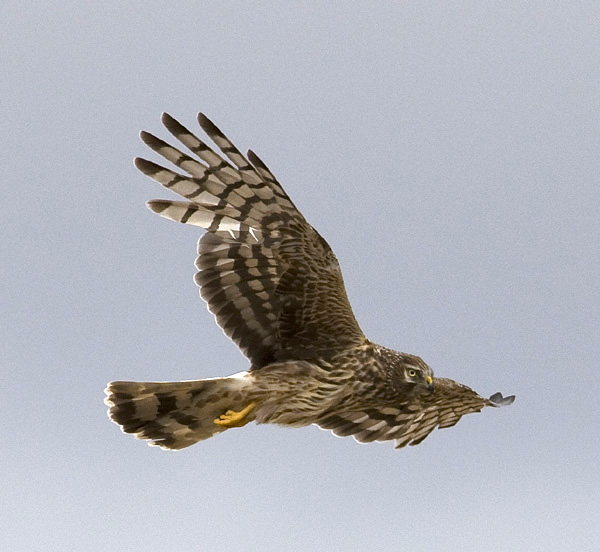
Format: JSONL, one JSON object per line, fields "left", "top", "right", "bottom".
{"left": 197, "top": 112, "right": 222, "bottom": 137}
{"left": 489, "top": 392, "right": 516, "bottom": 406}
{"left": 134, "top": 157, "right": 156, "bottom": 174}
{"left": 161, "top": 112, "right": 187, "bottom": 135}
{"left": 146, "top": 199, "right": 171, "bottom": 214}
{"left": 161, "top": 112, "right": 174, "bottom": 125}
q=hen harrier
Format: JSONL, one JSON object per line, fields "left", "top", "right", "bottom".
{"left": 105, "top": 113, "right": 514, "bottom": 450}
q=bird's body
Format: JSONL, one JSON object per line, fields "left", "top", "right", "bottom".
{"left": 105, "top": 113, "right": 514, "bottom": 450}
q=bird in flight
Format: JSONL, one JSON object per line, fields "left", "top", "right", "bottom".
{"left": 105, "top": 113, "right": 514, "bottom": 450}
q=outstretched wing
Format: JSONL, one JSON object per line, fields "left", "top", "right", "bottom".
{"left": 318, "top": 379, "right": 515, "bottom": 448}
{"left": 136, "top": 113, "right": 366, "bottom": 368}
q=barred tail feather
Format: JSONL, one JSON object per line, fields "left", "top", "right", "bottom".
{"left": 104, "top": 373, "right": 253, "bottom": 450}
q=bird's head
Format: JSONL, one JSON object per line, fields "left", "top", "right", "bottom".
{"left": 400, "top": 355, "right": 434, "bottom": 394}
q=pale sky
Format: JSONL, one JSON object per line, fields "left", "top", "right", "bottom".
{"left": 2, "top": 2, "right": 599, "bottom": 551}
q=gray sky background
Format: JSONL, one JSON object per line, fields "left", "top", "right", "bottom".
{"left": 2, "top": 2, "right": 599, "bottom": 551}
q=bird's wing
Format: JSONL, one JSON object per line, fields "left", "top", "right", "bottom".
{"left": 136, "top": 113, "right": 366, "bottom": 368}
{"left": 317, "top": 379, "right": 515, "bottom": 448}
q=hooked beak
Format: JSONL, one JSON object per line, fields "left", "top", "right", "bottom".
{"left": 426, "top": 376, "right": 434, "bottom": 393}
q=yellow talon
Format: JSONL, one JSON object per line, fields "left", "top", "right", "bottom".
{"left": 214, "top": 402, "right": 256, "bottom": 427}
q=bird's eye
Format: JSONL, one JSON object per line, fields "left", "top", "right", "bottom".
{"left": 408, "top": 369, "right": 417, "bottom": 377}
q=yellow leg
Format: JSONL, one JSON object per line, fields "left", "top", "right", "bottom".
{"left": 214, "top": 402, "right": 256, "bottom": 427}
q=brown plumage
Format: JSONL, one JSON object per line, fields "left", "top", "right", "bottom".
{"left": 105, "top": 113, "right": 514, "bottom": 450}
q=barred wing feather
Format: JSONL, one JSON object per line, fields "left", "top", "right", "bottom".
{"left": 136, "top": 113, "right": 365, "bottom": 368}
{"left": 318, "top": 379, "right": 515, "bottom": 448}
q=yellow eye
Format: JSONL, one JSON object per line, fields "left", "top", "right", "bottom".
{"left": 408, "top": 369, "right": 417, "bottom": 377}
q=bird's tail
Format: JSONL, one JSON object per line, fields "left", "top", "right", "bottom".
{"left": 104, "top": 372, "right": 254, "bottom": 450}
